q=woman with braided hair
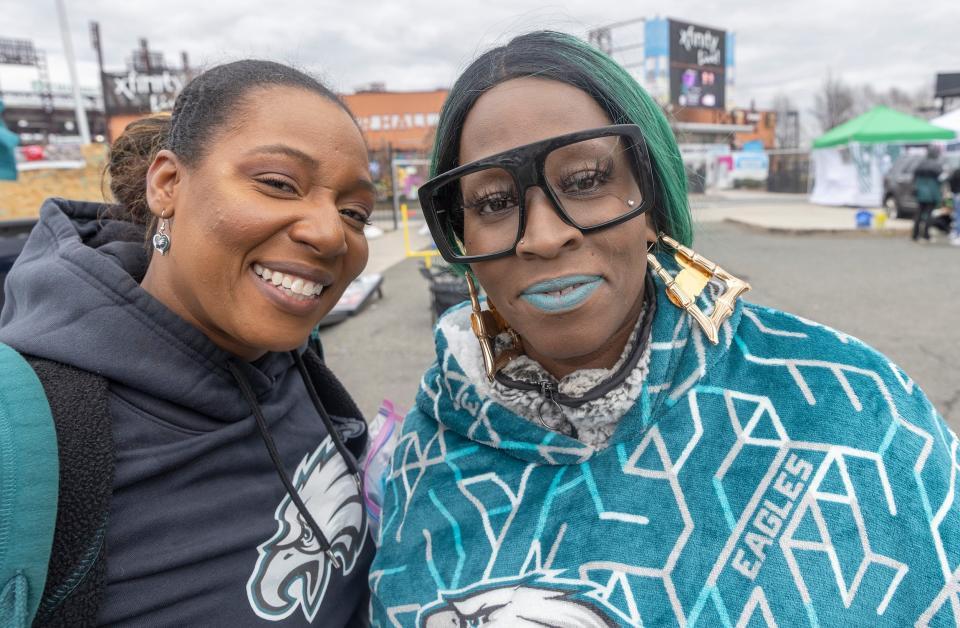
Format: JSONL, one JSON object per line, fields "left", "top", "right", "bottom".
{"left": 1, "top": 60, "right": 374, "bottom": 625}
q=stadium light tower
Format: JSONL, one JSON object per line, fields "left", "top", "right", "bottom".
{"left": 55, "top": 0, "right": 90, "bottom": 144}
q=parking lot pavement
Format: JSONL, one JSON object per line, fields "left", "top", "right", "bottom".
{"left": 321, "top": 218, "right": 959, "bottom": 432}
{"left": 695, "top": 222, "right": 960, "bottom": 431}
{"left": 691, "top": 190, "right": 914, "bottom": 234}
{"left": 363, "top": 219, "right": 435, "bottom": 275}
{"left": 318, "top": 254, "right": 438, "bottom": 421}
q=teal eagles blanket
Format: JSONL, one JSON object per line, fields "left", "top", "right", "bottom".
{"left": 370, "top": 263, "right": 959, "bottom": 627}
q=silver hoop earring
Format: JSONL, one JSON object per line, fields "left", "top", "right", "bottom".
{"left": 152, "top": 211, "right": 171, "bottom": 255}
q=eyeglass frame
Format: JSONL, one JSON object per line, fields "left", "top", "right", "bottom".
{"left": 418, "top": 123, "right": 657, "bottom": 264}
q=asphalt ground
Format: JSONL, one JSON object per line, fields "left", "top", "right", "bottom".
{"left": 319, "top": 221, "right": 960, "bottom": 431}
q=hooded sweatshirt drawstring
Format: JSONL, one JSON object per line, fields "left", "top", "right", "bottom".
{"left": 226, "top": 354, "right": 363, "bottom": 570}
{"left": 291, "top": 351, "right": 364, "bottom": 482}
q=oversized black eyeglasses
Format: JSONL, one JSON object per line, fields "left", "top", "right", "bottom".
{"left": 418, "top": 124, "right": 656, "bottom": 264}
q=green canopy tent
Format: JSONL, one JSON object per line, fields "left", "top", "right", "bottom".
{"left": 810, "top": 106, "right": 957, "bottom": 206}
{"left": 813, "top": 105, "right": 956, "bottom": 148}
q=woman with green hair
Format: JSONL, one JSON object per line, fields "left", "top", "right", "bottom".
{"left": 369, "top": 31, "right": 956, "bottom": 626}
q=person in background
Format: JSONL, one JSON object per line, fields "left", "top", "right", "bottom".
{"left": 369, "top": 30, "right": 958, "bottom": 627}
{"left": 949, "top": 160, "right": 960, "bottom": 246}
{"left": 0, "top": 101, "right": 19, "bottom": 181}
{"left": 912, "top": 145, "right": 943, "bottom": 242}
{"left": 0, "top": 60, "right": 374, "bottom": 626}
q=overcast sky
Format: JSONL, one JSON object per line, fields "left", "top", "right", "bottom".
{"left": 1, "top": 0, "right": 958, "bottom": 122}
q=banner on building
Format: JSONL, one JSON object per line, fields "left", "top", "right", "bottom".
{"left": 101, "top": 69, "right": 186, "bottom": 115}
{"left": 668, "top": 19, "right": 726, "bottom": 109}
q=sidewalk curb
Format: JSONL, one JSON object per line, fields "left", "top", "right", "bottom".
{"left": 723, "top": 218, "right": 911, "bottom": 237}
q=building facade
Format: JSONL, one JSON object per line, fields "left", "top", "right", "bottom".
{"left": 342, "top": 88, "right": 448, "bottom": 154}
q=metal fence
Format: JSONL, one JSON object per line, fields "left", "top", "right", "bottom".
{"left": 767, "top": 149, "right": 810, "bottom": 194}
{"left": 365, "top": 157, "right": 431, "bottom": 229}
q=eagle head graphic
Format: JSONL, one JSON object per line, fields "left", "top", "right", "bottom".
{"left": 420, "top": 575, "right": 618, "bottom": 627}
{"left": 247, "top": 437, "right": 367, "bottom": 622}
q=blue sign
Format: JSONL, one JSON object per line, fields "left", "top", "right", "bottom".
{"left": 644, "top": 18, "right": 669, "bottom": 58}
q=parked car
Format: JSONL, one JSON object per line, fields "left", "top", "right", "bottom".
{"left": 883, "top": 152, "right": 960, "bottom": 219}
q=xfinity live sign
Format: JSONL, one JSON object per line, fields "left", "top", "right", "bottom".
{"left": 677, "top": 24, "right": 722, "bottom": 66}
{"left": 102, "top": 69, "right": 186, "bottom": 115}
{"left": 668, "top": 18, "right": 727, "bottom": 109}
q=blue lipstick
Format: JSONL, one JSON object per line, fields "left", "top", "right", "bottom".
{"left": 520, "top": 275, "right": 603, "bottom": 312}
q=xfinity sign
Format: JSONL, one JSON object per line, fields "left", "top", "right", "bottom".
{"left": 102, "top": 69, "right": 187, "bottom": 115}
{"left": 668, "top": 18, "right": 727, "bottom": 109}
{"left": 677, "top": 25, "right": 722, "bottom": 66}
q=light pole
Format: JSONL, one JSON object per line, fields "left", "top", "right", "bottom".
{"left": 55, "top": 0, "right": 91, "bottom": 144}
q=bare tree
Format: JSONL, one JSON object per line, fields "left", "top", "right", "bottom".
{"left": 911, "top": 83, "right": 937, "bottom": 117}
{"left": 883, "top": 86, "right": 917, "bottom": 112}
{"left": 812, "top": 72, "right": 856, "bottom": 132}
{"left": 855, "top": 84, "right": 919, "bottom": 115}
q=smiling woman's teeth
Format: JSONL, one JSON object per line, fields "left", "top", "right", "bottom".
{"left": 253, "top": 263, "right": 323, "bottom": 299}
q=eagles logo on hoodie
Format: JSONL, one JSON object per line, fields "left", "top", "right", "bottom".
{"left": 248, "top": 436, "right": 367, "bottom": 622}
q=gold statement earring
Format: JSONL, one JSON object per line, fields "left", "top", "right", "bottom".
{"left": 646, "top": 233, "right": 750, "bottom": 344}
{"left": 152, "top": 210, "right": 172, "bottom": 255}
{"left": 465, "top": 273, "right": 523, "bottom": 381}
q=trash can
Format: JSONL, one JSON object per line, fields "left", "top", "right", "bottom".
{"left": 855, "top": 209, "right": 873, "bottom": 229}
{"left": 419, "top": 263, "right": 470, "bottom": 323}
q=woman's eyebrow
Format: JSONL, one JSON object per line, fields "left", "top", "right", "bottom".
{"left": 246, "top": 144, "right": 320, "bottom": 170}
{"left": 352, "top": 179, "right": 378, "bottom": 195}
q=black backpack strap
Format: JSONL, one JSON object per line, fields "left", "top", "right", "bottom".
{"left": 300, "top": 348, "right": 368, "bottom": 460}
{"left": 25, "top": 357, "right": 113, "bottom": 628}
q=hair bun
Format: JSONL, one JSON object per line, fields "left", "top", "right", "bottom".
{"left": 106, "top": 114, "right": 172, "bottom": 225}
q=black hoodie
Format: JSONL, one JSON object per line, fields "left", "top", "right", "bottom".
{"left": 0, "top": 199, "right": 373, "bottom": 626}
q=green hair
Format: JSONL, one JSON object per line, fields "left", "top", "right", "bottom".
{"left": 429, "top": 30, "right": 692, "bottom": 269}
